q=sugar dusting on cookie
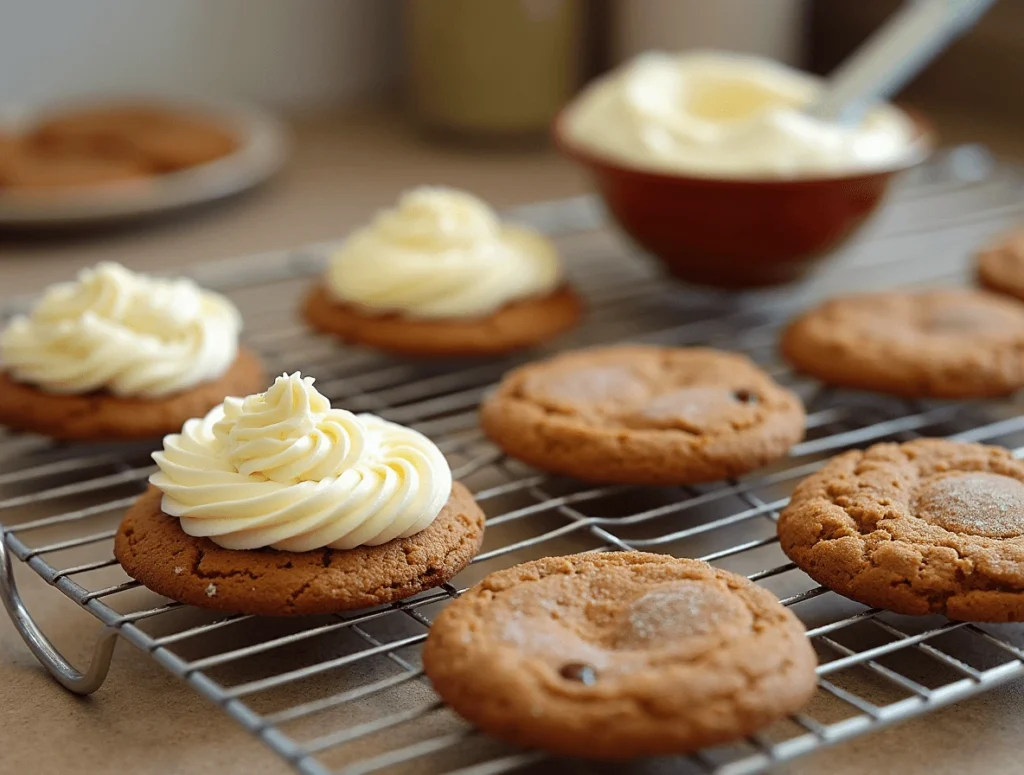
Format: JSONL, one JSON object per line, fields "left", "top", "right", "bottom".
{"left": 916, "top": 472, "right": 1024, "bottom": 538}
{"left": 524, "top": 364, "right": 649, "bottom": 408}
{"left": 627, "top": 387, "right": 756, "bottom": 433}
{"left": 617, "top": 581, "right": 750, "bottom": 648}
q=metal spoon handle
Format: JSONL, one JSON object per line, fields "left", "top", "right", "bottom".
{"left": 808, "top": 0, "right": 997, "bottom": 124}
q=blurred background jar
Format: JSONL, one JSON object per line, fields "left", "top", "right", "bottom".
{"left": 405, "top": 0, "right": 583, "bottom": 141}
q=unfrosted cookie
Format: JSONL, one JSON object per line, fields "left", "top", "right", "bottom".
{"left": 779, "top": 438, "right": 1024, "bottom": 621}
{"left": 423, "top": 552, "right": 817, "bottom": 759}
{"left": 480, "top": 345, "right": 805, "bottom": 485}
{"left": 115, "top": 482, "right": 485, "bottom": 616}
{"left": 303, "top": 284, "right": 582, "bottom": 357}
{"left": 0, "top": 348, "right": 265, "bottom": 441}
{"left": 782, "top": 289, "right": 1024, "bottom": 398}
{"left": 0, "top": 148, "right": 150, "bottom": 190}
{"left": 977, "top": 227, "right": 1024, "bottom": 301}
{"left": 0, "top": 132, "right": 19, "bottom": 178}
{"left": 31, "top": 104, "right": 239, "bottom": 172}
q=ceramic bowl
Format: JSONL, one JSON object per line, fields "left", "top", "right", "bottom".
{"left": 553, "top": 111, "right": 934, "bottom": 288}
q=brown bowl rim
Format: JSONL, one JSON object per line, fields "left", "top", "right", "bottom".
{"left": 552, "top": 104, "right": 936, "bottom": 189}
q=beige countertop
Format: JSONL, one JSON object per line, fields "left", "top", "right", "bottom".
{"left": 1, "top": 108, "right": 1023, "bottom": 775}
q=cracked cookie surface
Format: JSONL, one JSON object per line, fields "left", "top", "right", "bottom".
{"left": 781, "top": 289, "right": 1024, "bottom": 398}
{"left": 778, "top": 439, "right": 1024, "bottom": 621}
{"left": 0, "top": 348, "right": 265, "bottom": 441}
{"left": 423, "top": 552, "right": 817, "bottom": 759}
{"left": 480, "top": 346, "right": 805, "bottom": 485}
{"left": 114, "top": 483, "right": 485, "bottom": 616}
{"left": 977, "top": 227, "right": 1024, "bottom": 302}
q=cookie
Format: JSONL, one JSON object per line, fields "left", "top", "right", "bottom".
{"left": 115, "top": 482, "right": 485, "bottom": 616}
{"left": 302, "top": 284, "right": 582, "bottom": 357}
{"left": 0, "top": 148, "right": 150, "bottom": 190}
{"left": 0, "top": 132, "right": 18, "bottom": 177}
{"left": 781, "top": 288, "right": 1024, "bottom": 398}
{"left": 423, "top": 552, "right": 817, "bottom": 759}
{"left": 0, "top": 348, "right": 265, "bottom": 441}
{"left": 778, "top": 438, "right": 1024, "bottom": 621}
{"left": 977, "top": 227, "right": 1024, "bottom": 301}
{"left": 480, "top": 345, "right": 805, "bottom": 485}
{"left": 31, "top": 104, "right": 239, "bottom": 172}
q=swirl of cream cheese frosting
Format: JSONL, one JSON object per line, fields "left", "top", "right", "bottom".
{"left": 150, "top": 373, "right": 453, "bottom": 551}
{"left": 0, "top": 261, "right": 242, "bottom": 399}
{"left": 562, "top": 51, "right": 918, "bottom": 178}
{"left": 325, "top": 186, "right": 562, "bottom": 319}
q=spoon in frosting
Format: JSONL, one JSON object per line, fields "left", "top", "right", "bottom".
{"left": 807, "top": 0, "right": 996, "bottom": 124}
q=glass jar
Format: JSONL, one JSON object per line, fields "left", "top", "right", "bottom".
{"left": 406, "top": 0, "right": 583, "bottom": 140}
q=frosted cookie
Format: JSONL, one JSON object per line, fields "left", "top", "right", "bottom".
{"left": 423, "top": 552, "right": 817, "bottom": 759}
{"left": 480, "top": 345, "right": 805, "bottom": 484}
{"left": 779, "top": 438, "right": 1024, "bottom": 621}
{"left": 0, "top": 262, "right": 265, "bottom": 440}
{"left": 115, "top": 373, "right": 485, "bottom": 615}
{"left": 781, "top": 289, "right": 1024, "bottom": 398}
{"left": 302, "top": 187, "right": 582, "bottom": 356}
{"left": 977, "top": 227, "right": 1024, "bottom": 301}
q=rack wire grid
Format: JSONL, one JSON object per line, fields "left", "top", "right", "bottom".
{"left": 2, "top": 147, "right": 1024, "bottom": 775}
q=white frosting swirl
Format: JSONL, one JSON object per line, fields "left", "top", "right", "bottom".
{"left": 0, "top": 262, "right": 241, "bottom": 399}
{"left": 326, "top": 187, "right": 562, "bottom": 319}
{"left": 150, "top": 373, "right": 453, "bottom": 551}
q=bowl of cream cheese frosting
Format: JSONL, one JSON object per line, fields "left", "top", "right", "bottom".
{"left": 555, "top": 51, "right": 933, "bottom": 287}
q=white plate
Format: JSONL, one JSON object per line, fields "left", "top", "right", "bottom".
{"left": 0, "top": 98, "right": 289, "bottom": 228}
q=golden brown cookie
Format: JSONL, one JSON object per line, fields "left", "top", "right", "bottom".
{"left": 115, "top": 482, "right": 485, "bottom": 616}
{"left": 781, "top": 289, "right": 1024, "bottom": 398}
{"left": 779, "top": 439, "right": 1024, "bottom": 621}
{"left": 423, "top": 552, "right": 817, "bottom": 759}
{"left": 480, "top": 345, "right": 805, "bottom": 485}
{"left": 302, "top": 284, "right": 582, "bottom": 357}
{"left": 0, "top": 132, "right": 19, "bottom": 178}
{"left": 31, "top": 104, "right": 239, "bottom": 172}
{"left": 0, "top": 348, "right": 265, "bottom": 441}
{"left": 0, "top": 148, "right": 151, "bottom": 190}
{"left": 977, "top": 227, "right": 1024, "bottom": 301}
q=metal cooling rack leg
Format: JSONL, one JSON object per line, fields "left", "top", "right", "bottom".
{"left": 0, "top": 535, "right": 117, "bottom": 695}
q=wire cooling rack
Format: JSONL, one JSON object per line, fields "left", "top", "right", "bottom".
{"left": 3, "top": 148, "right": 1024, "bottom": 775}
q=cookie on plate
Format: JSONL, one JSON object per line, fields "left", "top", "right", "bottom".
{"left": 480, "top": 345, "right": 805, "bottom": 485}
{"left": 0, "top": 148, "right": 151, "bottom": 190}
{"left": 779, "top": 438, "right": 1024, "bottom": 621}
{"left": 423, "top": 552, "right": 817, "bottom": 759}
{"left": 781, "top": 288, "right": 1024, "bottom": 398}
{"left": 977, "top": 227, "right": 1024, "bottom": 301}
{"left": 0, "top": 132, "right": 20, "bottom": 179}
{"left": 115, "top": 373, "right": 485, "bottom": 616}
{"left": 31, "top": 103, "right": 239, "bottom": 172}
{"left": 302, "top": 187, "right": 582, "bottom": 357}
{"left": 0, "top": 261, "right": 265, "bottom": 440}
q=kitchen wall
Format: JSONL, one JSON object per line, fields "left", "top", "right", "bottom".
{"left": 810, "top": 0, "right": 1024, "bottom": 123}
{"left": 1, "top": 0, "right": 1018, "bottom": 126}
{"left": 0, "top": 0, "right": 402, "bottom": 110}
